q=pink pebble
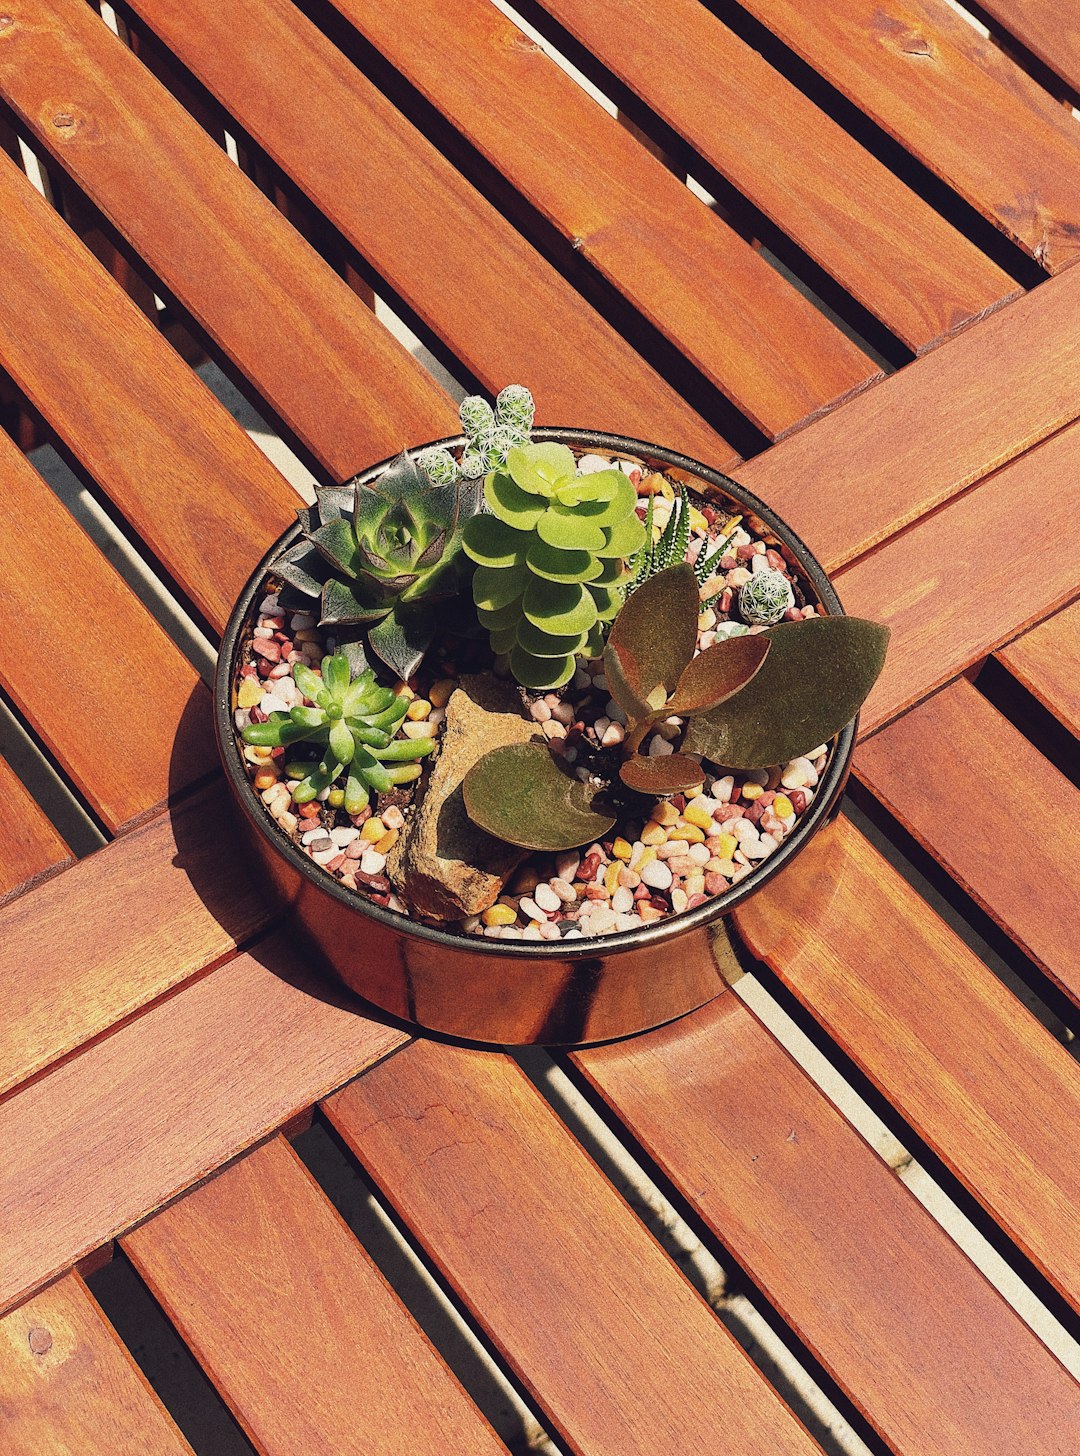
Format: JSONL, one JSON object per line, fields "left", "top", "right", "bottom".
{"left": 251, "top": 638, "right": 281, "bottom": 662}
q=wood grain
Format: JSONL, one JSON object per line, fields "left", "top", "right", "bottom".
{"left": 327, "top": 1040, "right": 823, "bottom": 1456}
{"left": 0, "top": 149, "right": 299, "bottom": 634}
{"left": 0, "top": 782, "right": 267, "bottom": 1099}
{"left": 833, "top": 416, "right": 1080, "bottom": 732}
{"left": 0, "top": 427, "right": 216, "bottom": 832}
{"left": 737, "top": 0, "right": 1080, "bottom": 271}
{"left": 125, "top": 1137, "right": 508, "bottom": 1455}
{"left": 0, "top": 931, "right": 405, "bottom": 1315}
{"left": 0, "top": 0, "right": 458, "bottom": 480}
{"left": 997, "top": 601, "right": 1080, "bottom": 736}
{"left": 0, "top": 1272, "right": 195, "bottom": 1456}
{"left": 122, "top": 0, "right": 734, "bottom": 466}
{"left": 737, "top": 264, "right": 1080, "bottom": 570}
{"left": 0, "top": 755, "right": 71, "bottom": 899}
{"left": 855, "top": 678, "right": 1080, "bottom": 1004}
{"left": 333, "top": 0, "right": 878, "bottom": 440}
{"left": 966, "top": 0, "right": 1080, "bottom": 97}
{"left": 735, "top": 815, "right": 1080, "bottom": 1313}
{"left": 533, "top": 0, "right": 1018, "bottom": 352}
{"left": 575, "top": 993, "right": 1080, "bottom": 1456}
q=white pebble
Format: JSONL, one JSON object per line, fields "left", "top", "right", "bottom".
{"left": 588, "top": 906, "right": 617, "bottom": 933}
{"left": 615, "top": 913, "right": 642, "bottom": 932}
{"left": 253, "top": 626, "right": 274, "bottom": 639}
{"left": 781, "top": 757, "right": 818, "bottom": 789}
{"left": 402, "top": 720, "right": 432, "bottom": 739}
{"left": 577, "top": 453, "right": 612, "bottom": 474}
{"left": 601, "top": 721, "right": 625, "bottom": 747}
{"left": 554, "top": 852, "right": 580, "bottom": 881}
{"left": 258, "top": 594, "right": 280, "bottom": 614}
{"left": 522, "top": 925, "right": 543, "bottom": 941}
{"left": 234, "top": 709, "right": 251, "bottom": 730}
{"left": 331, "top": 826, "right": 360, "bottom": 847}
{"left": 688, "top": 842, "right": 711, "bottom": 865}
{"left": 713, "top": 775, "right": 734, "bottom": 803}
{"left": 260, "top": 693, "right": 289, "bottom": 715}
{"left": 381, "top": 805, "right": 405, "bottom": 830}
{"left": 533, "top": 883, "right": 561, "bottom": 913}
{"left": 311, "top": 846, "right": 339, "bottom": 867}
{"left": 542, "top": 720, "right": 567, "bottom": 741}
{"left": 593, "top": 716, "right": 611, "bottom": 740}
{"left": 537, "top": 921, "right": 561, "bottom": 941}
{"left": 530, "top": 699, "right": 552, "bottom": 722}
{"left": 301, "top": 827, "right": 327, "bottom": 845}
{"left": 641, "top": 860, "right": 673, "bottom": 891}
{"left": 360, "top": 849, "right": 386, "bottom": 875}
{"left": 648, "top": 735, "right": 674, "bottom": 757}
{"left": 519, "top": 896, "right": 547, "bottom": 924}
{"left": 562, "top": 928, "right": 584, "bottom": 940}
{"left": 611, "top": 886, "right": 634, "bottom": 914}
{"left": 551, "top": 877, "right": 577, "bottom": 903}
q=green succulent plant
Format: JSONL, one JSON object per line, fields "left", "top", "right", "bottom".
{"left": 274, "top": 451, "right": 482, "bottom": 683}
{"left": 416, "top": 385, "right": 537, "bottom": 485}
{"left": 462, "top": 564, "right": 889, "bottom": 851}
{"left": 241, "top": 653, "right": 434, "bottom": 815}
{"left": 463, "top": 441, "right": 646, "bottom": 690}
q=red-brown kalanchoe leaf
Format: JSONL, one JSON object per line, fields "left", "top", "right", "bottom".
{"left": 619, "top": 753, "right": 706, "bottom": 796}
{"left": 604, "top": 564, "right": 698, "bottom": 719}
{"left": 667, "top": 634, "right": 771, "bottom": 716}
{"left": 463, "top": 741, "right": 616, "bottom": 851}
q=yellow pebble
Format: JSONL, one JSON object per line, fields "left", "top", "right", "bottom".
{"left": 604, "top": 861, "right": 622, "bottom": 896}
{"left": 683, "top": 803, "right": 713, "bottom": 831}
{"left": 741, "top": 782, "right": 764, "bottom": 801}
{"left": 483, "top": 903, "right": 517, "bottom": 927}
{"left": 641, "top": 823, "right": 668, "bottom": 846}
{"left": 361, "top": 817, "right": 386, "bottom": 843}
{"left": 638, "top": 902, "right": 664, "bottom": 923}
{"left": 670, "top": 823, "right": 705, "bottom": 843}
{"left": 685, "top": 873, "right": 706, "bottom": 897}
{"left": 406, "top": 698, "right": 431, "bottom": 721}
{"left": 253, "top": 767, "right": 279, "bottom": 791}
{"left": 773, "top": 794, "right": 794, "bottom": 820}
{"left": 636, "top": 847, "right": 657, "bottom": 872}
{"left": 429, "top": 678, "right": 456, "bottom": 708}
{"left": 394, "top": 683, "right": 415, "bottom": 700}
{"left": 653, "top": 801, "right": 680, "bottom": 826}
{"left": 715, "top": 832, "right": 738, "bottom": 860}
{"left": 237, "top": 678, "right": 262, "bottom": 709}
{"left": 374, "top": 829, "right": 398, "bottom": 855}
{"left": 688, "top": 506, "right": 708, "bottom": 534}
{"left": 612, "top": 837, "right": 633, "bottom": 862}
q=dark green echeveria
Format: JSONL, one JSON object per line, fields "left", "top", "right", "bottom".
{"left": 463, "top": 443, "right": 645, "bottom": 689}
{"left": 274, "top": 451, "right": 482, "bottom": 682}
{"left": 241, "top": 653, "right": 434, "bottom": 814}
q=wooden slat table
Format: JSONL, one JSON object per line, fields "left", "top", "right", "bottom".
{"left": 1, "top": 3, "right": 1078, "bottom": 1453}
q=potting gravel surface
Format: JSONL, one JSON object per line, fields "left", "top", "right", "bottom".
{"left": 232, "top": 453, "right": 831, "bottom": 941}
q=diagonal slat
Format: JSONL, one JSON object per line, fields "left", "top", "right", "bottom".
{"left": 976, "top": 0, "right": 1080, "bottom": 96}
{"left": 996, "top": 601, "right": 1080, "bottom": 738}
{"left": 0, "top": 754, "right": 71, "bottom": 898}
{"left": 124, "top": 1137, "right": 509, "bottom": 1455}
{"left": 532, "top": 0, "right": 1020, "bottom": 352}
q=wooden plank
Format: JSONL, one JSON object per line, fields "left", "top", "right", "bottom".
{"left": 0, "top": 1272, "right": 195, "bottom": 1456}
{"left": 575, "top": 994, "right": 1080, "bottom": 1456}
{"left": 997, "top": 601, "right": 1080, "bottom": 736}
{"left": 0, "top": 782, "right": 265, "bottom": 1099}
{"left": 326, "top": 1041, "right": 824, "bottom": 1456}
{"left": 855, "top": 678, "right": 1080, "bottom": 1005}
{"left": 0, "top": 149, "right": 299, "bottom": 634}
{"left": 121, "top": 0, "right": 734, "bottom": 466}
{"left": 0, "top": 931, "right": 406, "bottom": 1316}
{"left": 0, "top": 427, "right": 216, "bottom": 832}
{"left": 532, "top": 0, "right": 1019, "bottom": 352}
{"left": 331, "top": 0, "right": 879, "bottom": 440}
{"left": 124, "top": 1137, "right": 508, "bottom": 1455}
{"left": 0, "top": 0, "right": 458, "bottom": 481}
{"left": 734, "top": 815, "right": 1080, "bottom": 1313}
{"left": 0, "top": 755, "right": 71, "bottom": 899}
{"left": 737, "top": 265, "right": 1080, "bottom": 570}
{"left": 832, "top": 416, "right": 1080, "bottom": 732}
{"left": 975, "top": 1, "right": 1080, "bottom": 96}
{"left": 735, "top": 0, "right": 1080, "bottom": 272}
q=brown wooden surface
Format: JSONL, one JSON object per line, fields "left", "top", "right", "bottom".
{"left": 0, "top": 426, "right": 216, "bottom": 832}
{"left": 0, "top": 755, "right": 71, "bottom": 899}
{"left": 735, "top": 815, "right": 1080, "bottom": 1313}
{"left": 855, "top": 677, "right": 1080, "bottom": 1004}
{"left": 334, "top": 0, "right": 878, "bottom": 440}
{"left": 737, "top": 0, "right": 1080, "bottom": 271}
{"left": 122, "top": 0, "right": 733, "bottom": 466}
{"left": 0, "top": 149, "right": 299, "bottom": 633}
{"left": 0, "top": 783, "right": 264, "bottom": 1099}
{"left": 834, "top": 416, "right": 1080, "bottom": 733}
{"left": 975, "top": 0, "right": 1080, "bottom": 95}
{"left": 0, "top": 931, "right": 405, "bottom": 1316}
{"left": 0, "top": 0, "right": 458, "bottom": 481}
{"left": 738, "top": 265, "right": 1080, "bottom": 570}
{"left": 533, "top": 0, "right": 1019, "bottom": 351}
{"left": 124, "top": 1137, "right": 508, "bottom": 1456}
{"left": 997, "top": 600, "right": 1080, "bottom": 736}
{"left": 575, "top": 993, "right": 1080, "bottom": 1456}
{"left": 0, "top": 1272, "right": 195, "bottom": 1456}
{"left": 327, "top": 1040, "right": 823, "bottom": 1456}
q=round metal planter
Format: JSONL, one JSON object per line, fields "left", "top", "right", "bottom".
{"left": 214, "top": 430, "right": 854, "bottom": 1047}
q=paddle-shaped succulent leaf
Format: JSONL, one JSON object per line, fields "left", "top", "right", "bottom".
{"left": 683, "top": 616, "right": 889, "bottom": 768}
{"left": 462, "top": 740, "right": 616, "bottom": 851}
{"left": 604, "top": 564, "right": 771, "bottom": 793}
{"left": 274, "top": 451, "right": 482, "bottom": 681}
{"left": 464, "top": 442, "right": 645, "bottom": 688}
{"left": 241, "top": 653, "right": 434, "bottom": 813}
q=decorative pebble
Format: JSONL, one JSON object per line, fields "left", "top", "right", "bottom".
{"left": 360, "top": 848, "right": 386, "bottom": 876}
{"left": 641, "top": 860, "right": 673, "bottom": 891}
{"left": 533, "top": 883, "right": 560, "bottom": 913}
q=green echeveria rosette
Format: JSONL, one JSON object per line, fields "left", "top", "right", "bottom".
{"left": 462, "top": 441, "right": 646, "bottom": 690}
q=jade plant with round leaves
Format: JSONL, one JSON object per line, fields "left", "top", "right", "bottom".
{"left": 462, "top": 564, "right": 889, "bottom": 851}
{"left": 463, "top": 441, "right": 646, "bottom": 690}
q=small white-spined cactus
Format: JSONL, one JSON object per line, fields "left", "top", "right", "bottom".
{"left": 738, "top": 567, "right": 795, "bottom": 626}
{"left": 480, "top": 423, "right": 521, "bottom": 471}
{"left": 495, "top": 383, "right": 535, "bottom": 438}
{"left": 458, "top": 449, "right": 488, "bottom": 480}
{"left": 459, "top": 395, "right": 495, "bottom": 444}
{"left": 414, "top": 446, "right": 459, "bottom": 486}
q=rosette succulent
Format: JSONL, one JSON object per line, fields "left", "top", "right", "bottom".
{"left": 275, "top": 451, "right": 482, "bottom": 683}
{"left": 241, "top": 653, "right": 434, "bottom": 815}
{"left": 463, "top": 441, "right": 646, "bottom": 690}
